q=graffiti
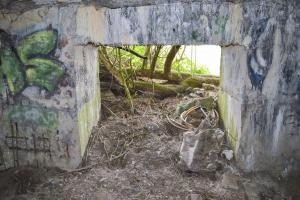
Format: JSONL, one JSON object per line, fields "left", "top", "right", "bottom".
{"left": 5, "top": 134, "right": 51, "bottom": 154}
{"left": 5, "top": 105, "right": 58, "bottom": 129}
{"left": 213, "top": 16, "right": 226, "bottom": 35}
{"left": 248, "top": 19, "right": 277, "bottom": 90}
{"left": 0, "top": 29, "right": 64, "bottom": 95}
{"left": 5, "top": 122, "right": 52, "bottom": 167}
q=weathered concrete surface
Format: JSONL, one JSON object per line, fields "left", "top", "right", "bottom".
{"left": 0, "top": 0, "right": 299, "bottom": 176}
{"left": 0, "top": 4, "right": 100, "bottom": 169}
{"left": 74, "top": 1, "right": 300, "bottom": 176}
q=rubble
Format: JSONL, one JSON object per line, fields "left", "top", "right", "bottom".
{"left": 178, "top": 128, "right": 225, "bottom": 172}
{"left": 170, "top": 91, "right": 232, "bottom": 173}
{"left": 222, "top": 150, "right": 234, "bottom": 161}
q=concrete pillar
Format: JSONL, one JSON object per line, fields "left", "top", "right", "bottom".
{"left": 0, "top": 6, "right": 101, "bottom": 170}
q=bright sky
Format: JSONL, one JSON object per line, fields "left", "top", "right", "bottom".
{"left": 184, "top": 45, "right": 221, "bottom": 76}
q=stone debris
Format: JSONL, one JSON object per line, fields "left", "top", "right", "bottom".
{"left": 145, "top": 122, "right": 161, "bottom": 133}
{"left": 175, "top": 96, "right": 216, "bottom": 116}
{"left": 222, "top": 150, "right": 234, "bottom": 161}
{"left": 172, "top": 91, "right": 233, "bottom": 173}
{"left": 190, "top": 193, "right": 203, "bottom": 200}
{"left": 221, "top": 172, "right": 240, "bottom": 191}
{"left": 178, "top": 128, "right": 225, "bottom": 172}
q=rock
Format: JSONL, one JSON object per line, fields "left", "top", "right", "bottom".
{"left": 202, "top": 83, "right": 217, "bottom": 90}
{"left": 190, "top": 193, "right": 203, "bottom": 200}
{"left": 222, "top": 150, "right": 234, "bottom": 161}
{"left": 175, "top": 96, "right": 216, "bottom": 116}
{"left": 178, "top": 129, "right": 225, "bottom": 172}
{"left": 221, "top": 172, "right": 240, "bottom": 191}
{"left": 183, "top": 96, "right": 190, "bottom": 101}
{"left": 194, "top": 96, "right": 215, "bottom": 110}
{"left": 192, "top": 87, "right": 202, "bottom": 93}
{"left": 194, "top": 90, "right": 204, "bottom": 97}
{"left": 185, "top": 87, "right": 193, "bottom": 93}
{"left": 189, "top": 93, "right": 199, "bottom": 98}
{"left": 145, "top": 122, "right": 160, "bottom": 133}
{"left": 206, "top": 163, "right": 217, "bottom": 171}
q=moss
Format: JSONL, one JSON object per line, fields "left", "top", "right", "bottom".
{"left": 0, "top": 69, "right": 4, "bottom": 93}
{"left": 218, "top": 90, "right": 238, "bottom": 149}
{"left": 78, "top": 55, "right": 101, "bottom": 156}
{"left": 5, "top": 105, "right": 58, "bottom": 129}
{"left": 0, "top": 48, "right": 26, "bottom": 94}
{"left": 181, "top": 77, "right": 203, "bottom": 88}
{"left": 219, "top": 50, "right": 224, "bottom": 86}
{"left": 181, "top": 76, "right": 219, "bottom": 88}
{"left": 133, "top": 80, "right": 186, "bottom": 97}
{"left": 218, "top": 90, "right": 228, "bottom": 125}
{"left": 26, "top": 58, "right": 64, "bottom": 91}
{"left": 17, "top": 30, "right": 57, "bottom": 64}
{"left": 229, "top": 116, "right": 238, "bottom": 148}
{"left": 78, "top": 90, "right": 101, "bottom": 156}
{"left": 176, "top": 96, "right": 215, "bottom": 115}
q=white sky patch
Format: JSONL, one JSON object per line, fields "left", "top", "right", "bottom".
{"left": 184, "top": 45, "right": 221, "bottom": 76}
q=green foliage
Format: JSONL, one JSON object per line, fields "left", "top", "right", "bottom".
{"left": 172, "top": 57, "right": 210, "bottom": 75}
{"left": 105, "top": 45, "right": 211, "bottom": 75}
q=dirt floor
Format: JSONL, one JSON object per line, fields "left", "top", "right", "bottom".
{"left": 0, "top": 92, "right": 299, "bottom": 200}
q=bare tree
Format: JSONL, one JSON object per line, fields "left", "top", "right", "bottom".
{"left": 163, "top": 45, "right": 181, "bottom": 78}
{"left": 149, "top": 45, "right": 163, "bottom": 78}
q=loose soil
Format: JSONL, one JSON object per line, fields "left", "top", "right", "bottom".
{"left": 0, "top": 92, "right": 299, "bottom": 200}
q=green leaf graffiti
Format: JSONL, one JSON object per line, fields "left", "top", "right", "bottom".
{"left": 26, "top": 58, "right": 64, "bottom": 91}
{"left": 0, "top": 47, "right": 26, "bottom": 94}
{"left": 17, "top": 30, "right": 57, "bottom": 63}
{"left": 0, "top": 29, "right": 64, "bottom": 95}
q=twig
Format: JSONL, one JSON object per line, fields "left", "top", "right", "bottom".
{"left": 115, "top": 46, "right": 147, "bottom": 59}
{"left": 102, "top": 102, "right": 118, "bottom": 118}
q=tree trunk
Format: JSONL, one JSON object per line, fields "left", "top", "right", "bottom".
{"left": 133, "top": 80, "right": 186, "bottom": 98}
{"left": 141, "top": 45, "right": 151, "bottom": 70}
{"left": 149, "top": 45, "right": 163, "bottom": 78}
{"left": 163, "top": 45, "right": 181, "bottom": 78}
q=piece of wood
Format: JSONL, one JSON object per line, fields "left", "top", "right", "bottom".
{"left": 133, "top": 80, "right": 186, "bottom": 98}
{"left": 116, "top": 46, "right": 147, "bottom": 59}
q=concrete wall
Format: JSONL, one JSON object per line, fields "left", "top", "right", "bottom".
{"left": 0, "top": 1, "right": 299, "bottom": 176}
{"left": 0, "top": 5, "right": 101, "bottom": 169}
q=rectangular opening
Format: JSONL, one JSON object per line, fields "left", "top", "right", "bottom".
{"left": 99, "top": 45, "right": 221, "bottom": 99}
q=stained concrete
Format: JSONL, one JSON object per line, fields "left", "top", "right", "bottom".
{"left": 0, "top": 0, "right": 299, "bottom": 177}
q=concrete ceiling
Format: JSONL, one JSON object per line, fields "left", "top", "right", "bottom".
{"left": 0, "top": 0, "right": 292, "bottom": 12}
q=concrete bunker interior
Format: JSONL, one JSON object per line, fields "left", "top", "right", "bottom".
{"left": 0, "top": 0, "right": 299, "bottom": 199}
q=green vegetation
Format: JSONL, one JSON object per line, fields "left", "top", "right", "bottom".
{"left": 99, "top": 45, "right": 218, "bottom": 111}
{"left": 105, "top": 45, "right": 211, "bottom": 75}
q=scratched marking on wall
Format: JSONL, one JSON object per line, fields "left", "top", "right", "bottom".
{"left": 3, "top": 121, "right": 53, "bottom": 168}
